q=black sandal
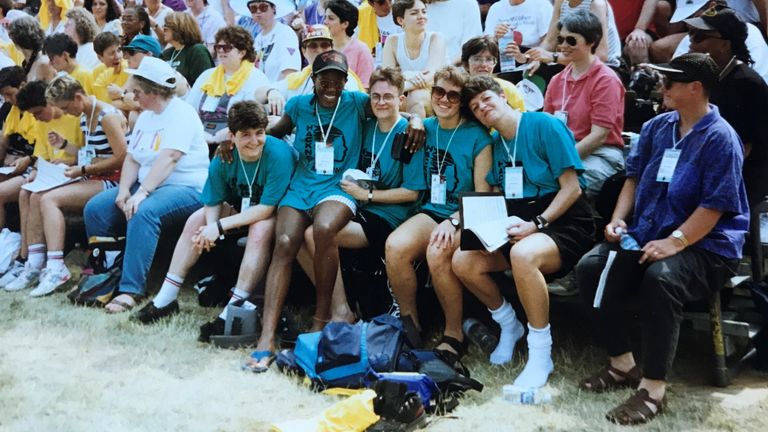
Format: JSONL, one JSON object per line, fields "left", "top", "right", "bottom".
{"left": 579, "top": 364, "right": 642, "bottom": 393}
{"left": 434, "top": 335, "right": 468, "bottom": 366}
{"left": 606, "top": 388, "right": 665, "bottom": 425}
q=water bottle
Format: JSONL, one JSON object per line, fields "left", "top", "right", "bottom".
{"left": 503, "top": 385, "right": 552, "bottom": 405}
{"left": 498, "top": 20, "right": 516, "bottom": 73}
{"left": 760, "top": 213, "right": 768, "bottom": 244}
{"left": 615, "top": 227, "right": 641, "bottom": 250}
{"left": 463, "top": 318, "right": 498, "bottom": 355}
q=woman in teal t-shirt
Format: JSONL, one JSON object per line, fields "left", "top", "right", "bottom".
{"left": 385, "top": 66, "right": 493, "bottom": 362}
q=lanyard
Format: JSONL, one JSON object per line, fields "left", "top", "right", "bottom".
{"left": 168, "top": 47, "right": 184, "bottom": 67}
{"left": 500, "top": 116, "right": 522, "bottom": 166}
{"left": 238, "top": 150, "right": 262, "bottom": 198}
{"left": 435, "top": 119, "right": 463, "bottom": 175}
{"left": 370, "top": 117, "right": 404, "bottom": 171}
{"left": 671, "top": 123, "right": 690, "bottom": 150}
{"left": 560, "top": 64, "right": 574, "bottom": 109}
{"left": 83, "top": 96, "right": 97, "bottom": 147}
{"left": 315, "top": 94, "right": 341, "bottom": 145}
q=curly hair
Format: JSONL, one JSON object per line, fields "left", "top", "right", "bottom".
{"left": 9, "top": 16, "right": 45, "bottom": 52}
{"left": 164, "top": 11, "right": 204, "bottom": 46}
{"left": 0, "top": 66, "right": 26, "bottom": 90}
{"left": 461, "top": 74, "right": 502, "bottom": 107}
{"left": 65, "top": 7, "right": 100, "bottom": 44}
{"left": 46, "top": 74, "right": 85, "bottom": 103}
{"left": 16, "top": 80, "right": 49, "bottom": 112}
{"left": 44, "top": 33, "right": 78, "bottom": 59}
{"left": 433, "top": 65, "right": 471, "bottom": 119}
{"left": 368, "top": 67, "right": 405, "bottom": 94}
{"left": 84, "top": 0, "right": 121, "bottom": 22}
{"left": 215, "top": 26, "right": 256, "bottom": 63}
{"left": 228, "top": 101, "right": 268, "bottom": 133}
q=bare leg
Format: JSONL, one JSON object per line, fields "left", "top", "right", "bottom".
{"left": 426, "top": 233, "right": 465, "bottom": 352}
{"left": 0, "top": 176, "right": 25, "bottom": 229}
{"left": 166, "top": 208, "right": 208, "bottom": 277}
{"left": 234, "top": 217, "right": 276, "bottom": 295}
{"left": 384, "top": 214, "right": 436, "bottom": 329}
{"left": 17, "top": 188, "right": 31, "bottom": 259}
{"left": 508, "top": 233, "right": 561, "bottom": 328}
{"left": 25, "top": 192, "right": 46, "bottom": 246}
{"left": 40, "top": 181, "right": 104, "bottom": 251}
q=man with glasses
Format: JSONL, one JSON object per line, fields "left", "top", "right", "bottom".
{"left": 358, "top": 0, "right": 403, "bottom": 65}
{"left": 255, "top": 24, "right": 362, "bottom": 115}
{"left": 250, "top": 0, "right": 301, "bottom": 81}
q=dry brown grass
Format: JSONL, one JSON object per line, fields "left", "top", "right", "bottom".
{"left": 1, "top": 254, "right": 767, "bottom": 431}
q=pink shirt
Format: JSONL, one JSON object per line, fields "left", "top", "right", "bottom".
{"left": 543, "top": 58, "right": 625, "bottom": 147}
{"left": 343, "top": 39, "right": 375, "bottom": 88}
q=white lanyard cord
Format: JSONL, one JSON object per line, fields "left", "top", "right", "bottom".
{"left": 168, "top": 47, "right": 184, "bottom": 67}
{"left": 435, "top": 119, "right": 463, "bottom": 175}
{"left": 370, "top": 117, "right": 404, "bottom": 171}
{"left": 84, "top": 95, "right": 97, "bottom": 147}
{"left": 560, "top": 64, "right": 574, "bottom": 110}
{"left": 315, "top": 94, "right": 342, "bottom": 145}
{"left": 671, "top": 123, "right": 689, "bottom": 150}
{"left": 238, "top": 150, "right": 262, "bottom": 198}
{"left": 500, "top": 115, "right": 522, "bottom": 166}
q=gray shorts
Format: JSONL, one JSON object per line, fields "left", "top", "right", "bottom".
{"left": 581, "top": 145, "right": 625, "bottom": 198}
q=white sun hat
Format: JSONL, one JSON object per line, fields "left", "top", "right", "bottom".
{"left": 125, "top": 57, "right": 177, "bottom": 89}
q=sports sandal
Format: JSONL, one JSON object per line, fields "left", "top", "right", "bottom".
{"left": 434, "top": 335, "right": 467, "bottom": 366}
{"left": 105, "top": 293, "right": 144, "bottom": 314}
{"left": 606, "top": 388, "right": 665, "bottom": 425}
{"left": 242, "top": 350, "right": 275, "bottom": 373}
{"left": 579, "top": 364, "right": 642, "bottom": 393}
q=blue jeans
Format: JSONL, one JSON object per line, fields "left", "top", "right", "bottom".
{"left": 84, "top": 183, "right": 202, "bottom": 296}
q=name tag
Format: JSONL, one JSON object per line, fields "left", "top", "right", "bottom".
{"left": 656, "top": 148, "right": 681, "bottom": 183}
{"left": 241, "top": 196, "right": 253, "bottom": 211}
{"left": 430, "top": 174, "right": 446, "bottom": 205}
{"left": 201, "top": 96, "right": 220, "bottom": 112}
{"left": 365, "top": 166, "right": 379, "bottom": 180}
{"left": 315, "top": 141, "right": 334, "bottom": 175}
{"left": 78, "top": 147, "right": 96, "bottom": 167}
{"left": 504, "top": 166, "right": 524, "bottom": 199}
{"left": 554, "top": 110, "right": 568, "bottom": 124}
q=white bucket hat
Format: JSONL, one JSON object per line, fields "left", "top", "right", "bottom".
{"left": 125, "top": 57, "right": 177, "bottom": 89}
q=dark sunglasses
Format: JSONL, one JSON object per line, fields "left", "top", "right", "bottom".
{"left": 431, "top": 86, "right": 461, "bottom": 104}
{"left": 120, "top": 47, "right": 146, "bottom": 56}
{"left": 556, "top": 35, "right": 579, "bottom": 46}
{"left": 214, "top": 43, "right": 234, "bottom": 53}
{"left": 304, "top": 40, "right": 332, "bottom": 50}
{"left": 689, "top": 31, "right": 723, "bottom": 44}
{"left": 249, "top": 3, "right": 272, "bottom": 13}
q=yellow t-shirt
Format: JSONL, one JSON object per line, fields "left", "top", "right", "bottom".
{"left": 33, "top": 114, "right": 84, "bottom": 163}
{"left": 93, "top": 61, "right": 130, "bottom": 103}
{"left": 2, "top": 106, "right": 38, "bottom": 146}
{"left": 91, "top": 64, "right": 107, "bottom": 81}
{"left": 0, "top": 41, "right": 24, "bottom": 66}
{"left": 70, "top": 64, "right": 95, "bottom": 95}
{"left": 495, "top": 77, "right": 526, "bottom": 113}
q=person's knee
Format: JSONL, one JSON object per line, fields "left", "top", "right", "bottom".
{"left": 312, "top": 219, "right": 338, "bottom": 246}
{"left": 274, "top": 231, "right": 301, "bottom": 259}
{"left": 451, "top": 250, "right": 475, "bottom": 280}
{"left": 247, "top": 219, "right": 275, "bottom": 244}
{"left": 641, "top": 262, "right": 680, "bottom": 304}
{"left": 509, "top": 244, "right": 538, "bottom": 270}
{"left": 426, "top": 244, "right": 452, "bottom": 270}
{"left": 385, "top": 232, "right": 413, "bottom": 266}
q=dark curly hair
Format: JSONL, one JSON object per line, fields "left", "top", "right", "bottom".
{"left": 16, "top": 80, "right": 49, "bottom": 112}
{"left": 9, "top": 16, "right": 45, "bottom": 52}
{"left": 228, "top": 101, "right": 268, "bottom": 133}
{"left": 215, "top": 26, "right": 256, "bottom": 63}
{"left": 0, "top": 66, "right": 26, "bottom": 90}
{"left": 84, "top": 0, "right": 122, "bottom": 22}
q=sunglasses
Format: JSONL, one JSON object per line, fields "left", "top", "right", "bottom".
{"left": 689, "top": 31, "right": 723, "bottom": 44}
{"left": 431, "top": 86, "right": 461, "bottom": 104}
{"left": 556, "top": 35, "right": 579, "bottom": 46}
{"left": 121, "top": 47, "right": 145, "bottom": 56}
{"left": 214, "top": 43, "right": 234, "bottom": 53}
{"left": 304, "top": 40, "right": 332, "bottom": 50}
{"left": 249, "top": 3, "right": 272, "bottom": 13}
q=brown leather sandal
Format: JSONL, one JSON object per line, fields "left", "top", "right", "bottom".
{"left": 579, "top": 364, "right": 642, "bottom": 393}
{"left": 606, "top": 388, "right": 665, "bottom": 425}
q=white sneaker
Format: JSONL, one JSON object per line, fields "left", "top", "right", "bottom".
{"left": 29, "top": 266, "right": 71, "bottom": 297}
{"left": 0, "top": 260, "right": 25, "bottom": 288}
{"left": 4, "top": 264, "right": 41, "bottom": 292}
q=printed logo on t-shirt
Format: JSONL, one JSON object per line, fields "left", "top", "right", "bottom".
{"left": 361, "top": 149, "right": 382, "bottom": 180}
{"left": 424, "top": 145, "right": 459, "bottom": 205}
{"left": 229, "top": 177, "right": 263, "bottom": 207}
{"left": 301, "top": 124, "right": 348, "bottom": 174}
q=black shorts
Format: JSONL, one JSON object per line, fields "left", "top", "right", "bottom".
{"left": 354, "top": 209, "right": 395, "bottom": 257}
{"left": 420, "top": 209, "right": 448, "bottom": 225}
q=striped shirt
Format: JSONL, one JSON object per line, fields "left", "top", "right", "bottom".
{"left": 80, "top": 104, "right": 118, "bottom": 157}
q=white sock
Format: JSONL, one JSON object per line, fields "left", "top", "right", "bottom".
{"left": 27, "top": 244, "right": 46, "bottom": 269}
{"left": 489, "top": 300, "right": 525, "bottom": 365}
{"left": 512, "top": 324, "right": 554, "bottom": 389}
{"left": 218, "top": 288, "right": 252, "bottom": 320}
{"left": 153, "top": 273, "right": 183, "bottom": 308}
{"left": 45, "top": 251, "right": 65, "bottom": 271}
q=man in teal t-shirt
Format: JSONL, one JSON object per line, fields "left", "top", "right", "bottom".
{"left": 134, "top": 102, "right": 296, "bottom": 338}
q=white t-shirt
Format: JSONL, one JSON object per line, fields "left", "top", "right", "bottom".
{"left": 377, "top": 12, "right": 402, "bottom": 46}
{"left": 427, "top": 0, "right": 483, "bottom": 63}
{"left": 191, "top": 7, "right": 228, "bottom": 48}
{"left": 77, "top": 42, "right": 101, "bottom": 70}
{"left": 674, "top": 22, "right": 768, "bottom": 84}
{"left": 185, "top": 65, "right": 270, "bottom": 112}
{"left": 483, "top": 0, "right": 553, "bottom": 48}
{"left": 128, "top": 97, "right": 210, "bottom": 191}
{"left": 150, "top": 4, "right": 174, "bottom": 27}
{"left": 253, "top": 22, "right": 301, "bottom": 82}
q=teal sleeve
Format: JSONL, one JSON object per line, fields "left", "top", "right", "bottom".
{"left": 472, "top": 125, "right": 493, "bottom": 158}
{"left": 284, "top": 94, "right": 300, "bottom": 125}
{"left": 401, "top": 147, "right": 427, "bottom": 191}
{"left": 540, "top": 114, "right": 584, "bottom": 179}
{"left": 260, "top": 140, "right": 296, "bottom": 206}
{"left": 201, "top": 156, "right": 227, "bottom": 206}
{"left": 351, "top": 91, "right": 370, "bottom": 122}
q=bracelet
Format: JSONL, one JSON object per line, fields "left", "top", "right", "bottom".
{"left": 216, "top": 220, "right": 225, "bottom": 240}
{"left": 368, "top": 188, "right": 374, "bottom": 203}
{"left": 552, "top": 52, "right": 559, "bottom": 64}
{"left": 59, "top": 139, "right": 68, "bottom": 150}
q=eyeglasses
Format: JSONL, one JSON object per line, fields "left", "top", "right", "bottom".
{"left": 121, "top": 47, "right": 145, "bottom": 56}
{"left": 556, "top": 35, "right": 579, "bottom": 46}
{"left": 431, "top": 86, "right": 461, "bottom": 104}
{"left": 122, "top": 16, "right": 137, "bottom": 23}
{"left": 468, "top": 55, "right": 497, "bottom": 65}
{"left": 371, "top": 93, "right": 397, "bottom": 103}
{"left": 689, "top": 31, "right": 723, "bottom": 44}
{"left": 316, "top": 79, "right": 345, "bottom": 91}
{"left": 249, "top": 3, "right": 272, "bottom": 13}
{"left": 214, "top": 43, "right": 234, "bottom": 53}
{"left": 304, "top": 41, "right": 332, "bottom": 50}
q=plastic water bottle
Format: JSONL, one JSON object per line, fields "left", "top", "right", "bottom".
{"left": 503, "top": 385, "right": 552, "bottom": 405}
{"left": 463, "top": 318, "right": 498, "bottom": 355}
{"left": 615, "top": 227, "right": 641, "bottom": 250}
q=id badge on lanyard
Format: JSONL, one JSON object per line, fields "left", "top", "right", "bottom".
{"left": 504, "top": 165, "right": 524, "bottom": 199}
{"left": 78, "top": 147, "right": 96, "bottom": 167}
{"left": 315, "top": 141, "right": 334, "bottom": 175}
{"left": 365, "top": 166, "right": 380, "bottom": 180}
{"left": 554, "top": 110, "right": 568, "bottom": 124}
{"left": 657, "top": 148, "right": 681, "bottom": 183}
{"left": 241, "top": 196, "right": 253, "bottom": 211}
{"left": 430, "top": 174, "right": 446, "bottom": 205}
{"left": 201, "top": 96, "right": 219, "bottom": 112}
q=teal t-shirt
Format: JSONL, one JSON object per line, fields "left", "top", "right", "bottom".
{"left": 487, "top": 112, "right": 586, "bottom": 197}
{"left": 279, "top": 90, "right": 369, "bottom": 210}
{"left": 201, "top": 135, "right": 296, "bottom": 210}
{"left": 420, "top": 117, "right": 492, "bottom": 219}
{"left": 359, "top": 117, "right": 427, "bottom": 228}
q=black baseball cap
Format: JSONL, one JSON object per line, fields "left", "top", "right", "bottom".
{"left": 312, "top": 50, "right": 348, "bottom": 76}
{"left": 648, "top": 53, "right": 721, "bottom": 90}
{"left": 684, "top": 7, "right": 747, "bottom": 45}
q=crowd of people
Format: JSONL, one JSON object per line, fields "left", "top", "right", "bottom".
{"left": 0, "top": 0, "right": 766, "bottom": 426}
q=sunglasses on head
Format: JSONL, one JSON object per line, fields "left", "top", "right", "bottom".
{"left": 214, "top": 43, "right": 234, "bottom": 53}
{"left": 556, "top": 35, "right": 579, "bottom": 46}
{"left": 432, "top": 86, "right": 461, "bottom": 104}
{"left": 304, "top": 40, "right": 332, "bottom": 50}
{"left": 249, "top": 2, "right": 272, "bottom": 13}
{"left": 689, "top": 31, "right": 723, "bottom": 44}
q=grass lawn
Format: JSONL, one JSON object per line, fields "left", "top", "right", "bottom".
{"left": 1, "top": 252, "right": 767, "bottom": 431}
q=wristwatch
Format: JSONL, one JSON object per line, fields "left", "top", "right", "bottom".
{"left": 368, "top": 189, "right": 374, "bottom": 203}
{"left": 450, "top": 217, "right": 460, "bottom": 229}
{"left": 671, "top": 230, "right": 689, "bottom": 247}
{"left": 552, "top": 52, "right": 559, "bottom": 64}
{"left": 534, "top": 215, "right": 549, "bottom": 230}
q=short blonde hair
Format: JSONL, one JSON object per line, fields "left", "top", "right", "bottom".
{"left": 164, "top": 12, "right": 203, "bottom": 47}
{"left": 46, "top": 74, "right": 85, "bottom": 103}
